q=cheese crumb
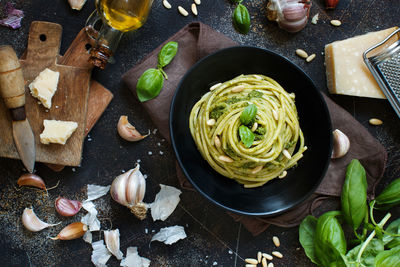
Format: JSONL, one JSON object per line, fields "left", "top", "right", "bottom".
{"left": 29, "top": 68, "right": 60, "bottom": 109}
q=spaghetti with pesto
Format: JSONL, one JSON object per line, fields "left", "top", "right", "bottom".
{"left": 189, "top": 74, "right": 307, "bottom": 188}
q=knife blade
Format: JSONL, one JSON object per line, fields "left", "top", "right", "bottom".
{"left": 0, "top": 45, "right": 36, "bottom": 172}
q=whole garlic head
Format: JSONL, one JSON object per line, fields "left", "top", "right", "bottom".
{"left": 267, "top": 0, "right": 311, "bottom": 33}
{"left": 110, "top": 164, "right": 147, "bottom": 220}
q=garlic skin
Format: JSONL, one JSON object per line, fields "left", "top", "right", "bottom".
{"left": 51, "top": 222, "right": 88, "bottom": 240}
{"left": 55, "top": 197, "right": 82, "bottom": 217}
{"left": 22, "top": 208, "right": 59, "bottom": 232}
{"left": 68, "top": 0, "right": 87, "bottom": 10}
{"left": 117, "top": 116, "right": 149, "bottom": 142}
{"left": 17, "top": 173, "right": 46, "bottom": 190}
{"left": 104, "top": 229, "right": 124, "bottom": 260}
{"left": 267, "top": 0, "right": 312, "bottom": 33}
{"left": 110, "top": 164, "right": 147, "bottom": 220}
{"left": 331, "top": 129, "right": 350, "bottom": 159}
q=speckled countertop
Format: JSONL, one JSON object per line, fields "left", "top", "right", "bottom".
{"left": 0, "top": 0, "right": 399, "bottom": 266}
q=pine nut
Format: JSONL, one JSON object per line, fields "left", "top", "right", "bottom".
{"left": 210, "top": 83, "right": 221, "bottom": 91}
{"left": 245, "top": 258, "right": 258, "bottom": 264}
{"left": 282, "top": 149, "right": 291, "bottom": 159}
{"left": 262, "top": 253, "right": 273, "bottom": 260}
{"left": 251, "top": 122, "right": 258, "bottom": 132}
{"left": 246, "top": 265, "right": 257, "bottom": 267}
{"left": 191, "top": 3, "right": 198, "bottom": 16}
{"left": 194, "top": 0, "right": 201, "bottom": 5}
{"left": 207, "top": 119, "right": 216, "bottom": 126}
{"left": 219, "top": 155, "right": 233, "bottom": 163}
{"left": 231, "top": 85, "right": 245, "bottom": 93}
{"left": 369, "top": 118, "right": 383, "bottom": 125}
{"left": 251, "top": 165, "right": 263, "bottom": 174}
{"left": 296, "top": 49, "right": 308, "bottom": 59}
{"left": 262, "top": 258, "right": 267, "bottom": 267}
{"left": 272, "top": 109, "right": 279, "bottom": 121}
{"left": 306, "top": 53, "right": 316, "bottom": 62}
{"left": 268, "top": 263, "right": 274, "bottom": 267}
{"left": 162, "top": 0, "right": 171, "bottom": 9}
{"left": 257, "top": 251, "right": 262, "bottom": 263}
{"left": 272, "top": 251, "right": 283, "bottom": 258}
{"left": 214, "top": 135, "right": 221, "bottom": 148}
{"left": 178, "top": 6, "right": 189, "bottom": 16}
{"left": 272, "top": 236, "right": 280, "bottom": 247}
{"left": 330, "top": 19, "right": 341, "bottom": 26}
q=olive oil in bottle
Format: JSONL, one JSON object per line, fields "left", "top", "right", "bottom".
{"left": 97, "top": 0, "right": 153, "bottom": 32}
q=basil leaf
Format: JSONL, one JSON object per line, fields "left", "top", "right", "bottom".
{"left": 136, "top": 68, "right": 164, "bottom": 102}
{"left": 233, "top": 4, "right": 250, "bottom": 34}
{"left": 239, "top": 125, "right": 255, "bottom": 148}
{"left": 346, "top": 239, "right": 384, "bottom": 267}
{"left": 299, "top": 216, "right": 319, "bottom": 265}
{"left": 375, "top": 178, "right": 400, "bottom": 209}
{"left": 383, "top": 218, "right": 400, "bottom": 249}
{"left": 158, "top": 41, "right": 178, "bottom": 68}
{"left": 314, "top": 212, "right": 347, "bottom": 266}
{"left": 240, "top": 104, "right": 257, "bottom": 125}
{"left": 341, "top": 159, "right": 368, "bottom": 230}
{"left": 374, "top": 247, "right": 400, "bottom": 267}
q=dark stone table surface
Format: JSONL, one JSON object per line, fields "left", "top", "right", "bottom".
{"left": 0, "top": 0, "right": 399, "bottom": 266}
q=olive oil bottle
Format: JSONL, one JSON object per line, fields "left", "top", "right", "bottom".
{"left": 97, "top": 0, "right": 153, "bottom": 32}
{"left": 87, "top": 0, "right": 154, "bottom": 68}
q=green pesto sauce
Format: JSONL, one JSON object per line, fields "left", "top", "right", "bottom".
{"left": 247, "top": 90, "right": 263, "bottom": 98}
{"left": 241, "top": 162, "right": 258, "bottom": 169}
{"left": 209, "top": 106, "right": 225, "bottom": 120}
{"left": 224, "top": 146, "right": 237, "bottom": 158}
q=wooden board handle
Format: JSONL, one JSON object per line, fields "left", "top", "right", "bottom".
{"left": 0, "top": 45, "right": 25, "bottom": 110}
{"left": 25, "top": 21, "right": 62, "bottom": 67}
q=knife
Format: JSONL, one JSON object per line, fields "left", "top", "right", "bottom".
{"left": 0, "top": 45, "right": 35, "bottom": 173}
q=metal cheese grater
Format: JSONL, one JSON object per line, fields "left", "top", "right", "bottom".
{"left": 363, "top": 28, "right": 400, "bottom": 119}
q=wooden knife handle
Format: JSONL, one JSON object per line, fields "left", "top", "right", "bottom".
{"left": 0, "top": 45, "right": 26, "bottom": 112}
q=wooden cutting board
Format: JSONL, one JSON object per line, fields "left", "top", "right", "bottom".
{"left": 0, "top": 21, "right": 91, "bottom": 166}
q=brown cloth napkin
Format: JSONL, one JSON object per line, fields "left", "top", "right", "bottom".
{"left": 123, "top": 22, "right": 387, "bottom": 236}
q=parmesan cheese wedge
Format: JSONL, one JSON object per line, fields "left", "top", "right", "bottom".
{"left": 40, "top": 120, "right": 78, "bottom": 145}
{"left": 29, "top": 68, "right": 60, "bottom": 109}
{"left": 325, "top": 27, "right": 399, "bottom": 99}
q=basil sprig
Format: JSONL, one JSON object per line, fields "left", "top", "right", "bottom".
{"left": 136, "top": 41, "right": 178, "bottom": 102}
{"left": 299, "top": 159, "right": 400, "bottom": 267}
{"left": 231, "top": 0, "right": 250, "bottom": 34}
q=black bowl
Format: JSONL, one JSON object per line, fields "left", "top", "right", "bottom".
{"left": 170, "top": 46, "right": 332, "bottom": 216}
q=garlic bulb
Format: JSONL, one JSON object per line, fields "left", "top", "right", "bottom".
{"left": 22, "top": 207, "right": 60, "bottom": 232}
{"left": 267, "top": 0, "right": 312, "bottom": 33}
{"left": 110, "top": 164, "right": 147, "bottom": 220}
{"left": 332, "top": 129, "right": 350, "bottom": 159}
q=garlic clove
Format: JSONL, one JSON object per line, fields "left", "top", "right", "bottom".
{"left": 55, "top": 197, "right": 82, "bottom": 217}
{"left": 68, "top": 0, "right": 87, "bottom": 10}
{"left": 267, "top": 0, "right": 311, "bottom": 33}
{"left": 104, "top": 229, "right": 124, "bottom": 260}
{"left": 51, "top": 222, "right": 88, "bottom": 240}
{"left": 117, "top": 116, "right": 149, "bottom": 142}
{"left": 17, "top": 173, "right": 46, "bottom": 190}
{"left": 332, "top": 129, "right": 350, "bottom": 159}
{"left": 22, "top": 208, "right": 60, "bottom": 232}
